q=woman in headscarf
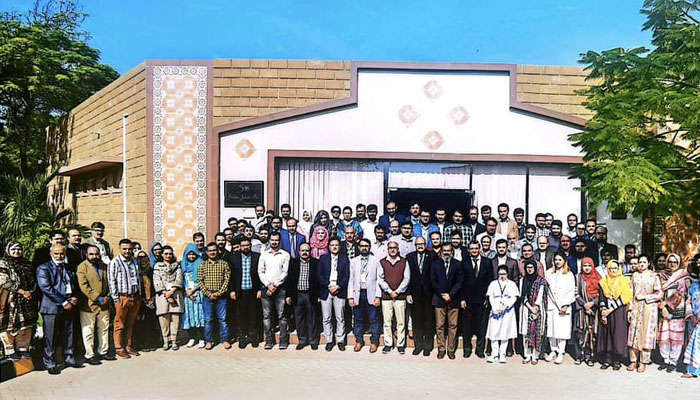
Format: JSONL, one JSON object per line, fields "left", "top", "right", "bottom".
{"left": 572, "top": 257, "right": 600, "bottom": 366}
{"left": 596, "top": 259, "right": 633, "bottom": 370}
{"left": 682, "top": 265, "right": 700, "bottom": 378}
{"left": 149, "top": 242, "right": 163, "bottom": 269}
{"left": 298, "top": 210, "right": 313, "bottom": 240}
{"left": 657, "top": 253, "right": 691, "bottom": 373}
{"left": 310, "top": 226, "right": 330, "bottom": 260}
{"left": 519, "top": 259, "right": 548, "bottom": 365}
{"left": 0, "top": 242, "right": 39, "bottom": 360}
{"left": 627, "top": 254, "right": 662, "bottom": 372}
{"left": 485, "top": 265, "right": 519, "bottom": 363}
{"left": 544, "top": 251, "right": 576, "bottom": 365}
{"left": 133, "top": 249, "right": 162, "bottom": 351}
{"left": 181, "top": 244, "right": 205, "bottom": 348}
{"left": 153, "top": 245, "right": 184, "bottom": 351}
{"left": 310, "top": 210, "right": 332, "bottom": 236}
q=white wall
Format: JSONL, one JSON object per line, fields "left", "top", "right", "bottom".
{"left": 596, "top": 201, "right": 642, "bottom": 257}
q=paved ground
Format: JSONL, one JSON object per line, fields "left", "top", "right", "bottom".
{"left": 1, "top": 345, "right": 697, "bottom": 400}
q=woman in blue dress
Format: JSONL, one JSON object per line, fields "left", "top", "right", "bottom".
{"left": 181, "top": 244, "right": 206, "bottom": 348}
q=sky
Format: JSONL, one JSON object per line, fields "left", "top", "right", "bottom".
{"left": 4, "top": 0, "right": 653, "bottom": 74}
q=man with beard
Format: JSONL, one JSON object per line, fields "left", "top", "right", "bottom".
{"left": 388, "top": 219, "right": 401, "bottom": 238}
{"left": 286, "top": 243, "right": 319, "bottom": 350}
{"left": 518, "top": 243, "right": 545, "bottom": 277}
{"left": 76, "top": 244, "right": 111, "bottom": 365}
{"left": 534, "top": 213, "right": 550, "bottom": 238}
{"left": 280, "top": 203, "right": 292, "bottom": 230}
{"left": 253, "top": 204, "right": 267, "bottom": 232}
{"left": 450, "top": 231, "right": 466, "bottom": 262}
{"left": 547, "top": 220, "right": 564, "bottom": 250}
{"left": 560, "top": 235, "right": 572, "bottom": 256}
{"left": 461, "top": 241, "right": 493, "bottom": 358}
{"left": 480, "top": 205, "right": 492, "bottom": 225}
{"left": 360, "top": 204, "right": 379, "bottom": 243}
{"left": 506, "top": 231, "right": 520, "bottom": 259}
{"left": 230, "top": 237, "right": 262, "bottom": 348}
{"left": 66, "top": 228, "right": 85, "bottom": 270}
{"left": 534, "top": 235, "right": 555, "bottom": 270}
{"left": 337, "top": 206, "right": 363, "bottom": 241}
{"left": 513, "top": 207, "right": 526, "bottom": 238}
{"left": 372, "top": 225, "right": 389, "bottom": 260}
{"left": 33, "top": 230, "right": 66, "bottom": 268}
{"left": 408, "top": 201, "right": 421, "bottom": 225}
{"left": 84, "top": 222, "right": 113, "bottom": 266}
{"left": 594, "top": 226, "right": 619, "bottom": 265}
{"left": 355, "top": 203, "right": 367, "bottom": 222}
{"left": 341, "top": 226, "right": 361, "bottom": 259}
{"left": 467, "top": 206, "right": 486, "bottom": 237}
{"left": 347, "top": 239, "right": 382, "bottom": 353}
{"left": 568, "top": 238, "right": 588, "bottom": 275}
{"left": 434, "top": 207, "right": 448, "bottom": 238}
{"left": 444, "top": 209, "right": 474, "bottom": 248}
{"left": 379, "top": 201, "right": 406, "bottom": 233}
{"left": 252, "top": 226, "right": 269, "bottom": 253}
{"left": 406, "top": 237, "right": 435, "bottom": 356}
{"left": 192, "top": 232, "right": 208, "bottom": 260}
{"left": 223, "top": 228, "right": 235, "bottom": 252}
{"left": 258, "top": 232, "right": 290, "bottom": 350}
{"left": 475, "top": 217, "right": 505, "bottom": 252}
{"left": 492, "top": 239, "right": 519, "bottom": 282}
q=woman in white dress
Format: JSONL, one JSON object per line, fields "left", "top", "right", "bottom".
{"left": 486, "top": 265, "right": 520, "bottom": 363}
{"left": 298, "top": 210, "right": 313, "bottom": 240}
{"left": 545, "top": 251, "right": 576, "bottom": 364}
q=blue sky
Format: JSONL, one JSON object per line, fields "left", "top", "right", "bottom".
{"left": 5, "top": 1, "right": 653, "bottom": 74}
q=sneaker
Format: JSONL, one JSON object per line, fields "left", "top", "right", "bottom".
{"left": 19, "top": 351, "right": 31, "bottom": 359}
{"left": 382, "top": 346, "right": 391, "bottom": 354}
{"left": 555, "top": 353, "right": 564, "bottom": 365}
{"left": 7, "top": 353, "right": 20, "bottom": 361}
{"left": 397, "top": 346, "right": 405, "bottom": 355}
{"left": 499, "top": 355, "right": 507, "bottom": 363}
{"left": 186, "top": 339, "right": 196, "bottom": 348}
{"left": 198, "top": 340, "right": 206, "bottom": 349}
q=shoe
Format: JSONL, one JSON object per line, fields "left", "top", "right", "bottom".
{"left": 463, "top": 348, "right": 472, "bottom": 358}
{"left": 296, "top": 343, "right": 307, "bottom": 350}
{"left": 47, "top": 367, "right": 61, "bottom": 375}
{"left": 612, "top": 363, "right": 621, "bottom": 371}
{"left": 354, "top": 343, "right": 363, "bottom": 352}
{"left": 19, "top": 351, "right": 31, "bottom": 359}
{"left": 437, "top": 350, "right": 446, "bottom": 359}
{"left": 666, "top": 365, "right": 675, "bottom": 373}
{"left": 198, "top": 340, "right": 206, "bottom": 349}
{"left": 545, "top": 352, "right": 556, "bottom": 362}
{"left": 186, "top": 338, "right": 196, "bottom": 348}
{"left": 325, "top": 343, "right": 334, "bottom": 352}
{"left": 499, "top": 355, "right": 507, "bottom": 363}
{"left": 86, "top": 357, "right": 102, "bottom": 366}
{"left": 423, "top": 349, "right": 430, "bottom": 357}
{"left": 126, "top": 347, "right": 140, "bottom": 356}
{"left": 250, "top": 341, "right": 259, "bottom": 348}
{"left": 223, "top": 342, "right": 232, "bottom": 350}
{"left": 637, "top": 364, "right": 646, "bottom": 373}
{"left": 506, "top": 349, "right": 514, "bottom": 357}
{"left": 116, "top": 349, "right": 130, "bottom": 359}
{"left": 101, "top": 354, "right": 117, "bottom": 361}
{"left": 66, "top": 361, "right": 85, "bottom": 369}
{"left": 681, "top": 373, "right": 697, "bottom": 378}
{"left": 487, "top": 355, "right": 495, "bottom": 363}
{"left": 574, "top": 358, "right": 582, "bottom": 365}
{"left": 522, "top": 358, "right": 531, "bottom": 365}
{"left": 205, "top": 343, "right": 213, "bottom": 350}
{"left": 239, "top": 340, "right": 248, "bottom": 349}
{"left": 382, "top": 346, "right": 391, "bottom": 354}
{"left": 397, "top": 346, "right": 405, "bottom": 355}
{"left": 279, "top": 343, "right": 288, "bottom": 350}
{"left": 7, "top": 353, "right": 20, "bottom": 361}
{"left": 600, "top": 363, "right": 611, "bottom": 370}
{"left": 627, "top": 362, "right": 638, "bottom": 372}
{"left": 412, "top": 348, "right": 422, "bottom": 356}
{"left": 476, "top": 352, "right": 485, "bottom": 359}
{"left": 162, "top": 343, "right": 170, "bottom": 351}
{"left": 531, "top": 359, "right": 539, "bottom": 365}
{"left": 554, "top": 353, "right": 564, "bottom": 365}
{"left": 310, "top": 344, "right": 319, "bottom": 350}
{"left": 657, "top": 363, "right": 667, "bottom": 371}
{"left": 370, "top": 344, "right": 378, "bottom": 353}
{"left": 447, "top": 352, "right": 456, "bottom": 360}
{"left": 586, "top": 360, "right": 595, "bottom": 367}
{"left": 337, "top": 343, "right": 346, "bottom": 351}
{"left": 172, "top": 344, "right": 179, "bottom": 351}
{"left": 264, "top": 342, "right": 273, "bottom": 350}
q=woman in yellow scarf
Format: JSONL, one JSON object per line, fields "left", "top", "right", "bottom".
{"left": 596, "top": 260, "right": 633, "bottom": 370}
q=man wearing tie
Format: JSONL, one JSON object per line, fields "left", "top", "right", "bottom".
{"left": 406, "top": 237, "right": 435, "bottom": 356}
{"left": 461, "top": 240, "right": 494, "bottom": 358}
{"left": 347, "top": 239, "right": 382, "bottom": 353}
{"left": 282, "top": 218, "right": 306, "bottom": 259}
{"left": 37, "top": 244, "right": 83, "bottom": 374}
{"left": 430, "top": 243, "right": 463, "bottom": 360}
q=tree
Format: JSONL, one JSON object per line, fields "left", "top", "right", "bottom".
{"left": 571, "top": 0, "right": 700, "bottom": 221}
{"left": 0, "top": 0, "right": 119, "bottom": 178}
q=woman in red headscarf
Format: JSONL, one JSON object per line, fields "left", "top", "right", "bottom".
{"left": 572, "top": 257, "right": 601, "bottom": 366}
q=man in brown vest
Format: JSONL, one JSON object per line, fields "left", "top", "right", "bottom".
{"left": 377, "top": 242, "right": 410, "bottom": 354}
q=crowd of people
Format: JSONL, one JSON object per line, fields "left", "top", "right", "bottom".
{"left": 0, "top": 202, "right": 698, "bottom": 379}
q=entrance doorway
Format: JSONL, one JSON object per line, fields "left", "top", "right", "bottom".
{"left": 388, "top": 188, "right": 473, "bottom": 219}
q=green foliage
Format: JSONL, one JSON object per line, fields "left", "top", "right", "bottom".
{"left": 0, "top": 0, "right": 119, "bottom": 178}
{"left": 572, "top": 0, "right": 700, "bottom": 218}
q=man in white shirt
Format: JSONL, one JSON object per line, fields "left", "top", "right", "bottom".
{"left": 253, "top": 204, "right": 267, "bottom": 232}
{"left": 258, "top": 232, "right": 290, "bottom": 350}
{"left": 360, "top": 204, "right": 380, "bottom": 243}
{"left": 372, "top": 225, "right": 389, "bottom": 260}
{"left": 475, "top": 218, "right": 505, "bottom": 252}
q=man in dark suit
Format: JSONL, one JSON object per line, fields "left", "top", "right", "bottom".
{"left": 461, "top": 240, "right": 494, "bottom": 358}
{"left": 378, "top": 201, "right": 407, "bottom": 233}
{"left": 229, "top": 237, "right": 261, "bottom": 348}
{"left": 594, "top": 226, "right": 619, "bottom": 265}
{"left": 317, "top": 238, "right": 350, "bottom": 351}
{"left": 281, "top": 218, "right": 306, "bottom": 258}
{"left": 492, "top": 239, "right": 520, "bottom": 282}
{"left": 32, "top": 230, "right": 66, "bottom": 268}
{"left": 467, "top": 206, "right": 486, "bottom": 237}
{"left": 65, "top": 227, "right": 85, "bottom": 271}
{"left": 340, "top": 226, "right": 360, "bottom": 259}
{"left": 406, "top": 237, "right": 435, "bottom": 356}
{"left": 534, "top": 235, "right": 555, "bottom": 271}
{"left": 37, "top": 244, "right": 84, "bottom": 374}
{"left": 430, "top": 243, "right": 463, "bottom": 360}
{"left": 286, "top": 243, "right": 319, "bottom": 350}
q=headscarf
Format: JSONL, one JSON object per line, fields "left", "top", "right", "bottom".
{"left": 311, "top": 210, "right": 332, "bottom": 235}
{"left": 661, "top": 253, "right": 690, "bottom": 290}
{"left": 310, "top": 226, "right": 330, "bottom": 259}
{"left": 521, "top": 259, "right": 538, "bottom": 298}
{"left": 599, "top": 259, "right": 633, "bottom": 304}
{"left": 4, "top": 241, "right": 23, "bottom": 258}
{"left": 298, "top": 209, "right": 313, "bottom": 239}
{"left": 180, "top": 243, "right": 203, "bottom": 282}
{"left": 580, "top": 257, "right": 601, "bottom": 299}
{"left": 149, "top": 242, "right": 162, "bottom": 268}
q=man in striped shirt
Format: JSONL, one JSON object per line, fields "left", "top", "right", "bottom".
{"left": 108, "top": 239, "right": 142, "bottom": 359}
{"left": 198, "top": 243, "right": 231, "bottom": 350}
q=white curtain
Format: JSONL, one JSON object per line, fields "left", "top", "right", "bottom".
{"left": 471, "top": 164, "right": 527, "bottom": 212}
{"left": 278, "top": 160, "right": 385, "bottom": 218}
{"left": 388, "top": 163, "right": 470, "bottom": 189}
{"left": 528, "top": 164, "right": 581, "bottom": 221}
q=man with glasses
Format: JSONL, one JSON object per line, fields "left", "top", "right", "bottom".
{"left": 595, "top": 226, "right": 619, "bottom": 265}
{"left": 378, "top": 240, "right": 410, "bottom": 354}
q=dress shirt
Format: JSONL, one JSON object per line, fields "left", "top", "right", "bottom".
{"left": 197, "top": 259, "right": 230, "bottom": 298}
{"left": 241, "top": 254, "right": 253, "bottom": 290}
{"left": 298, "top": 259, "right": 310, "bottom": 291}
{"left": 361, "top": 219, "right": 378, "bottom": 243}
{"left": 389, "top": 236, "right": 415, "bottom": 257}
{"left": 444, "top": 224, "right": 474, "bottom": 247}
{"left": 329, "top": 255, "right": 339, "bottom": 286}
{"left": 258, "top": 248, "right": 290, "bottom": 287}
{"left": 108, "top": 255, "right": 141, "bottom": 301}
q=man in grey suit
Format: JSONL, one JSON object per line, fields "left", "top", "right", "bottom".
{"left": 347, "top": 239, "right": 382, "bottom": 353}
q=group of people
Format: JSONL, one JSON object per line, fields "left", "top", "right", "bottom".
{"left": 0, "top": 202, "right": 698, "bottom": 379}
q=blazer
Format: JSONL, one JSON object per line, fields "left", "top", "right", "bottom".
{"left": 462, "top": 256, "right": 494, "bottom": 305}
{"left": 378, "top": 213, "right": 407, "bottom": 233}
{"left": 317, "top": 253, "right": 350, "bottom": 300}
{"left": 406, "top": 251, "right": 434, "bottom": 299}
{"left": 469, "top": 222, "right": 487, "bottom": 237}
{"left": 76, "top": 259, "right": 109, "bottom": 313}
{"left": 491, "top": 256, "right": 520, "bottom": 283}
{"left": 37, "top": 260, "right": 77, "bottom": 314}
{"left": 66, "top": 244, "right": 85, "bottom": 271}
{"left": 286, "top": 257, "right": 319, "bottom": 301}
{"left": 230, "top": 251, "right": 262, "bottom": 294}
{"left": 340, "top": 241, "right": 360, "bottom": 258}
{"left": 430, "top": 257, "right": 464, "bottom": 308}
{"left": 281, "top": 231, "right": 306, "bottom": 258}
{"left": 534, "top": 249, "right": 556, "bottom": 271}
{"left": 347, "top": 254, "right": 382, "bottom": 304}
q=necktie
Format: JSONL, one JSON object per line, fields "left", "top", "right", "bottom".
{"left": 291, "top": 235, "right": 296, "bottom": 258}
{"left": 361, "top": 257, "right": 368, "bottom": 277}
{"left": 473, "top": 258, "right": 479, "bottom": 276}
{"left": 418, "top": 254, "right": 424, "bottom": 274}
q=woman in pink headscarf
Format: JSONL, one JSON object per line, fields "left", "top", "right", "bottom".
{"left": 310, "top": 226, "right": 330, "bottom": 259}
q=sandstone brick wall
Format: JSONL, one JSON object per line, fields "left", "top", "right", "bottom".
{"left": 516, "top": 65, "right": 596, "bottom": 120}
{"left": 48, "top": 65, "right": 148, "bottom": 247}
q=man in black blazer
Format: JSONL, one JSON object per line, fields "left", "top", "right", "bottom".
{"left": 406, "top": 237, "right": 435, "bottom": 356}
{"left": 461, "top": 240, "right": 494, "bottom": 358}
{"left": 594, "top": 226, "right": 619, "bottom": 265}
{"left": 340, "top": 226, "right": 360, "bottom": 259}
{"left": 491, "top": 239, "right": 520, "bottom": 282}
{"left": 430, "top": 243, "right": 464, "bottom": 360}
{"left": 285, "top": 243, "right": 319, "bottom": 350}
{"left": 378, "top": 201, "right": 407, "bottom": 233}
{"left": 229, "top": 237, "right": 262, "bottom": 348}
{"left": 534, "top": 235, "right": 555, "bottom": 271}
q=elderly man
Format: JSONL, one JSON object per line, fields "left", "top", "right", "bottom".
{"left": 340, "top": 226, "right": 360, "bottom": 259}
{"left": 286, "top": 243, "right": 318, "bottom": 350}
{"left": 347, "top": 239, "right": 382, "bottom": 353}
{"left": 37, "top": 244, "right": 82, "bottom": 374}
{"left": 77, "top": 244, "right": 112, "bottom": 365}
{"left": 475, "top": 217, "right": 505, "bottom": 252}
{"left": 108, "top": 239, "right": 143, "bottom": 359}
{"left": 378, "top": 241, "right": 411, "bottom": 354}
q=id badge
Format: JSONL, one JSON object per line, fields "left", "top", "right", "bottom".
{"left": 129, "top": 274, "right": 138, "bottom": 286}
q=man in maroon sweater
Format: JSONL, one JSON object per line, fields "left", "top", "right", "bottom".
{"left": 377, "top": 242, "right": 411, "bottom": 354}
